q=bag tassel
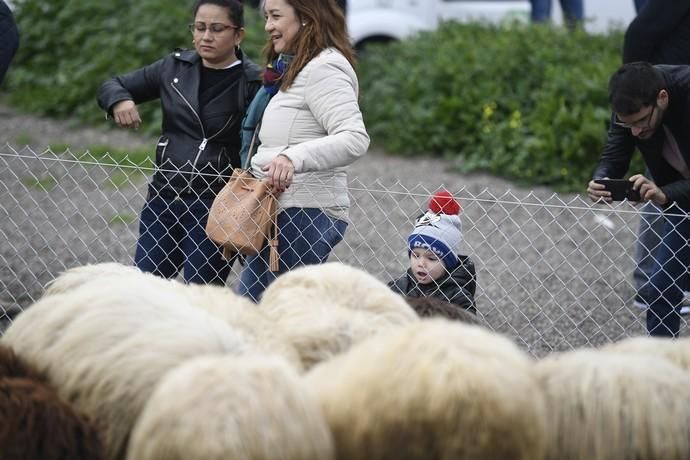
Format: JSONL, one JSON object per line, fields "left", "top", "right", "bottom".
{"left": 268, "top": 191, "right": 280, "bottom": 272}
{"left": 269, "top": 237, "right": 279, "bottom": 272}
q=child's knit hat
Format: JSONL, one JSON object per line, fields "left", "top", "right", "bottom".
{"left": 407, "top": 190, "right": 463, "bottom": 270}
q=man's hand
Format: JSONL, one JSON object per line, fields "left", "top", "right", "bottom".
{"left": 262, "top": 154, "right": 294, "bottom": 193}
{"left": 629, "top": 174, "right": 667, "bottom": 205}
{"left": 112, "top": 100, "right": 142, "bottom": 129}
{"left": 587, "top": 178, "right": 612, "bottom": 203}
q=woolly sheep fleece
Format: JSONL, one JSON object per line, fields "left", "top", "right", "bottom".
{"left": 306, "top": 319, "right": 547, "bottom": 460}
{"left": 259, "top": 262, "right": 420, "bottom": 369}
{"left": 127, "top": 355, "right": 334, "bottom": 460}
{"left": 2, "top": 274, "right": 257, "bottom": 460}
{"left": 0, "top": 345, "right": 105, "bottom": 460}
{"left": 41, "top": 262, "right": 146, "bottom": 297}
{"left": 44, "top": 263, "right": 302, "bottom": 370}
{"left": 535, "top": 349, "right": 690, "bottom": 460}
{"left": 601, "top": 335, "right": 690, "bottom": 371}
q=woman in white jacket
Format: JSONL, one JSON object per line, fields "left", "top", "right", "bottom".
{"left": 237, "top": 0, "right": 369, "bottom": 301}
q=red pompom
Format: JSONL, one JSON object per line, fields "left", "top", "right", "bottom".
{"left": 428, "top": 190, "right": 461, "bottom": 215}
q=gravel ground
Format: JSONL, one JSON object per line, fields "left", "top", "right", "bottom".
{"left": 1, "top": 103, "right": 666, "bottom": 355}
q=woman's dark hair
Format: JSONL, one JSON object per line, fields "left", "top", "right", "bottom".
{"left": 608, "top": 61, "right": 665, "bottom": 115}
{"left": 263, "top": 0, "right": 356, "bottom": 90}
{"left": 193, "top": 0, "right": 245, "bottom": 27}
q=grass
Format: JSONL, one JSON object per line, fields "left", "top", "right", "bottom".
{"left": 21, "top": 174, "right": 57, "bottom": 191}
{"left": 13, "top": 131, "right": 34, "bottom": 146}
{"left": 108, "top": 213, "right": 137, "bottom": 226}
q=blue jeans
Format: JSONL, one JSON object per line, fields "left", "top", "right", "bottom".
{"left": 236, "top": 207, "right": 348, "bottom": 302}
{"left": 530, "top": 0, "right": 584, "bottom": 24}
{"left": 134, "top": 189, "right": 232, "bottom": 285}
{"left": 634, "top": 0, "right": 647, "bottom": 13}
{"left": 633, "top": 201, "right": 665, "bottom": 300}
{"left": 635, "top": 201, "right": 690, "bottom": 307}
{"left": 644, "top": 206, "right": 690, "bottom": 337}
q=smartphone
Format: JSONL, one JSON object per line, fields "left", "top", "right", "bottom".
{"left": 594, "top": 179, "right": 641, "bottom": 201}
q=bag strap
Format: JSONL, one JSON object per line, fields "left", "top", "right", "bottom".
{"left": 242, "top": 119, "right": 262, "bottom": 170}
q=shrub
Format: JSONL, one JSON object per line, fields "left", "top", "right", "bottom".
{"left": 358, "top": 22, "right": 642, "bottom": 191}
{"left": 6, "top": 0, "right": 267, "bottom": 136}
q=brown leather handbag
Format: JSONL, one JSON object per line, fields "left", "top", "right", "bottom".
{"left": 206, "top": 126, "right": 280, "bottom": 271}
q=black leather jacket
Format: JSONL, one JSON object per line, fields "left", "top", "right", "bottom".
{"left": 97, "top": 49, "right": 262, "bottom": 198}
{"left": 593, "top": 65, "right": 690, "bottom": 209}
{"left": 388, "top": 255, "right": 477, "bottom": 313}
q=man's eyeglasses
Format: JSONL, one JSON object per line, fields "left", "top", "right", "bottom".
{"left": 188, "top": 22, "right": 239, "bottom": 35}
{"left": 614, "top": 105, "right": 656, "bottom": 129}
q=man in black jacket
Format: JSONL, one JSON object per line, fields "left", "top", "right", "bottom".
{"left": 623, "top": 0, "right": 690, "bottom": 315}
{"left": 588, "top": 62, "right": 690, "bottom": 337}
{"left": 0, "top": 0, "right": 19, "bottom": 85}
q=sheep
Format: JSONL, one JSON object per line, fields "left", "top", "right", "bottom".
{"left": 259, "top": 262, "right": 419, "bottom": 321}
{"left": 2, "top": 274, "right": 258, "bottom": 460}
{"left": 0, "top": 344, "right": 105, "bottom": 460}
{"left": 178, "top": 283, "right": 303, "bottom": 371}
{"left": 305, "top": 318, "right": 547, "bottom": 460}
{"left": 402, "top": 295, "right": 482, "bottom": 324}
{"left": 41, "top": 262, "right": 147, "bottom": 297}
{"left": 42, "top": 263, "right": 303, "bottom": 371}
{"left": 601, "top": 335, "right": 690, "bottom": 371}
{"left": 535, "top": 348, "right": 690, "bottom": 460}
{"left": 258, "top": 262, "right": 420, "bottom": 370}
{"left": 127, "top": 354, "right": 334, "bottom": 460}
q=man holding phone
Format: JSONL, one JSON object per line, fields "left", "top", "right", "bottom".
{"left": 587, "top": 62, "right": 690, "bottom": 337}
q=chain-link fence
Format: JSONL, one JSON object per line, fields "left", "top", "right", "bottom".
{"left": 2, "top": 145, "right": 689, "bottom": 355}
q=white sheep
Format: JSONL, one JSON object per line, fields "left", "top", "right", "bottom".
{"left": 179, "top": 283, "right": 303, "bottom": 371}
{"left": 2, "top": 273, "right": 257, "bottom": 460}
{"left": 601, "top": 335, "right": 690, "bottom": 371}
{"left": 258, "top": 262, "right": 420, "bottom": 370}
{"left": 41, "top": 262, "right": 148, "bottom": 297}
{"left": 535, "top": 348, "right": 690, "bottom": 460}
{"left": 260, "top": 262, "right": 418, "bottom": 322}
{"left": 305, "top": 318, "right": 547, "bottom": 460}
{"left": 127, "top": 354, "right": 334, "bottom": 460}
{"left": 42, "top": 263, "right": 302, "bottom": 371}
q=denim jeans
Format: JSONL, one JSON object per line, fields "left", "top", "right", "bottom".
{"left": 530, "top": 0, "right": 584, "bottom": 24}
{"left": 236, "top": 207, "right": 348, "bottom": 302}
{"left": 644, "top": 206, "right": 690, "bottom": 337}
{"left": 635, "top": 201, "right": 690, "bottom": 308}
{"left": 633, "top": 201, "right": 665, "bottom": 300}
{"left": 634, "top": 0, "right": 647, "bottom": 13}
{"left": 134, "top": 189, "right": 232, "bottom": 285}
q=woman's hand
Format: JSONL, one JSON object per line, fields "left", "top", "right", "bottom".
{"left": 262, "top": 154, "right": 294, "bottom": 193}
{"left": 112, "top": 100, "right": 142, "bottom": 129}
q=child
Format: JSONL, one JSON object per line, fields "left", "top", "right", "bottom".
{"left": 389, "top": 190, "right": 477, "bottom": 315}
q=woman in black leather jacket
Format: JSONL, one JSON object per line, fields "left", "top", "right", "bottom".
{"left": 98, "top": 0, "right": 261, "bottom": 285}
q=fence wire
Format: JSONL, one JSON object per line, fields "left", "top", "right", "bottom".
{"left": 2, "top": 145, "right": 688, "bottom": 356}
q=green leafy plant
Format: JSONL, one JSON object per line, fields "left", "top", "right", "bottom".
{"left": 359, "top": 22, "right": 643, "bottom": 191}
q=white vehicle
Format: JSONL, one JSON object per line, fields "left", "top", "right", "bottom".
{"left": 348, "top": 0, "right": 531, "bottom": 50}
{"left": 347, "top": 0, "right": 637, "bottom": 50}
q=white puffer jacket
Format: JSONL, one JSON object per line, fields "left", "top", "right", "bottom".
{"left": 251, "top": 48, "right": 370, "bottom": 220}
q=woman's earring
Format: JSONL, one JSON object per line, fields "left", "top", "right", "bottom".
{"left": 302, "top": 22, "right": 306, "bottom": 26}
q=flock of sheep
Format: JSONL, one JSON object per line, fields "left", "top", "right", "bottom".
{"left": 2, "top": 261, "right": 690, "bottom": 459}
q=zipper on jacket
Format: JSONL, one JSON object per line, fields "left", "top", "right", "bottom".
{"left": 156, "top": 137, "right": 169, "bottom": 168}
{"left": 171, "top": 79, "right": 236, "bottom": 192}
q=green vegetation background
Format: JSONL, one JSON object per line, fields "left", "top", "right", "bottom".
{"left": 5, "top": 0, "right": 640, "bottom": 191}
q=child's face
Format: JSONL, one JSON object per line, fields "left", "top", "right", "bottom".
{"left": 410, "top": 248, "right": 447, "bottom": 285}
